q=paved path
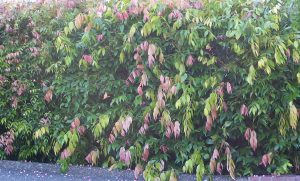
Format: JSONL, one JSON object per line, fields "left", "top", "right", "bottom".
{"left": 0, "top": 160, "right": 299, "bottom": 181}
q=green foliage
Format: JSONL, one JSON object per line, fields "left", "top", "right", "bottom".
{"left": 0, "top": 0, "right": 300, "bottom": 179}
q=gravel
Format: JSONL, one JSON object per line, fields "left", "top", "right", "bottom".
{"left": 1, "top": 160, "right": 298, "bottom": 181}
{"left": 0, "top": 160, "right": 239, "bottom": 181}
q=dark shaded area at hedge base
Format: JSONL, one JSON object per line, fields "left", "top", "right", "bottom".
{"left": 1, "top": 160, "right": 299, "bottom": 181}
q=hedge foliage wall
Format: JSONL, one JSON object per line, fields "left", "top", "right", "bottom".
{"left": 0, "top": 0, "right": 300, "bottom": 180}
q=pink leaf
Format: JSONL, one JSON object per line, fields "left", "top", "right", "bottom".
{"left": 77, "top": 126, "right": 86, "bottom": 135}
{"left": 85, "top": 153, "right": 92, "bottom": 164}
{"left": 131, "top": 0, "right": 138, "bottom": 6}
{"left": 210, "top": 158, "right": 216, "bottom": 173}
{"left": 66, "top": 1, "right": 76, "bottom": 9}
{"left": 96, "top": 3, "right": 107, "bottom": 17}
{"left": 128, "top": 6, "right": 139, "bottom": 15}
{"left": 157, "top": 90, "right": 165, "bottom": 108}
{"left": 240, "top": 104, "right": 249, "bottom": 116}
{"left": 83, "top": 55, "right": 93, "bottom": 64}
{"left": 128, "top": 74, "right": 134, "bottom": 83}
{"left": 125, "top": 80, "right": 130, "bottom": 86}
{"left": 96, "top": 34, "right": 104, "bottom": 41}
{"left": 261, "top": 154, "right": 269, "bottom": 167}
{"left": 122, "top": 11, "right": 129, "bottom": 20}
{"left": 11, "top": 96, "right": 18, "bottom": 108}
{"left": 142, "top": 144, "right": 149, "bottom": 162}
{"left": 244, "top": 128, "right": 251, "bottom": 141}
{"left": 165, "top": 122, "right": 174, "bottom": 139}
{"left": 160, "top": 145, "right": 169, "bottom": 153}
{"left": 116, "top": 12, "right": 123, "bottom": 20}
{"left": 136, "top": 64, "right": 144, "bottom": 70}
{"left": 173, "top": 121, "right": 180, "bottom": 139}
{"left": 153, "top": 107, "right": 159, "bottom": 121}
{"left": 165, "top": 127, "right": 172, "bottom": 139}
{"left": 144, "top": 113, "right": 150, "bottom": 124}
{"left": 160, "top": 75, "right": 164, "bottom": 83}
{"left": 32, "top": 31, "right": 41, "bottom": 41}
{"left": 160, "top": 160, "right": 165, "bottom": 171}
{"left": 143, "top": 8, "right": 150, "bottom": 22}
{"left": 148, "top": 44, "right": 156, "bottom": 56}
{"left": 139, "top": 127, "right": 145, "bottom": 135}
{"left": 143, "top": 123, "right": 149, "bottom": 130}
{"left": 124, "top": 150, "right": 131, "bottom": 165}
{"left": 103, "top": 92, "right": 110, "bottom": 100}
{"left": 168, "top": 12, "right": 174, "bottom": 20}
{"left": 17, "top": 84, "right": 26, "bottom": 96}
{"left": 161, "top": 76, "right": 171, "bottom": 92}
{"left": 140, "top": 41, "right": 149, "bottom": 51}
{"left": 250, "top": 130, "right": 257, "bottom": 151}
{"left": 205, "top": 115, "right": 213, "bottom": 131}
{"left": 286, "top": 49, "right": 291, "bottom": 58}
{"left": 126, "top": 140, "right": 130, "bottom": 146}
{"left": 61, "top": 149, "right": 71, "bottom": 160}
{"left": 170, "top": 85, "right": 177, "bottom": 95}
{"left": 121, "top": 130, "right": 126, "bottom": 137}
{"left": 132, "top": 70, "right": 137, "bottom": 79}
{"left": 71, "top": 118, "right": 80, "bottom": 130}
{"left": 158, "top": 11, "right": 164, "bottom": 17}
{"left": 168, "top": 10, "right": 183, "bottom": 20}
{"left": 212, "top": 148, "right": 219, "bottom": 159}
{"left": 211, "top": 106, "right": 217, "bottom": 121}
{"left": 139, "top": 123, "right": 149, "bottom": 135}
{"left": 4, "top": 145, "right": 13, "bottom": 155}
{"left": 119, "top": 147, "right": 126, "bottom": 162}
{"left": 217, "top": 162, "right": 223, "bottom": 175}
{"left": 148, "top": 55, "right": 155, "bottom": 67}
{"left": 193, "top": 2, "right": 203, "bottom": 9}
{"left": 122, "top": 116, "right": 133, "bottom": 134}
{"left": 140, "top": 73, "right": 148, "bottom": 87}
{"left": 135, "top": 69, "right": 141, "bottom": 78}
{"left": 134, "top": 164, "right": 143, "bottom": 180}
{"left": 186, "top": 55, "right": 194, "bottom": 66}
{"left": 0, "top": 75, "right": 6, "bottom": 86}
{"left": 260, "top": 153, "right": 272, "bottom": 167}
{"left": 134, "top": 53, "right": 142, "bottom": 62}
{"left": 225, "top": 147, "right": 231, "bottom": 155}
{"left": 109, "top": 134, "right": 115, "bottom": 143}
{"left": 74, "top": 118, "right": 80, "bottom": 127}
{"left": 216, "top": 87, "right": 224, "bottom": 96}
{"left": 40, "top": 117, "right": 50, "bottom": 125}
{"left": 137, "top": 85, "right": 143, "bottom": 96}
{"left": 222, "top": 101, "right": 228, "bottom": 112}
{"left": 226, "top": 82, "right": 233, "bottom": 94}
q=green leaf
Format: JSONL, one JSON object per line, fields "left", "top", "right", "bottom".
{"left": 196, "top": 163, "right": 204, "bottom": 181}
{"left": 119, "top": 51, "right": 125, "bottom": 63}
{"left": 246, "top": 65, "right": 256, "bottom": 85}
{"left": 100, "top": 114, "right": 110, "bottom": 128}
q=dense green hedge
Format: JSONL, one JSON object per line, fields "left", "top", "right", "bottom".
{"left": 0, "top": 0, "right": 300, "bottom": 180}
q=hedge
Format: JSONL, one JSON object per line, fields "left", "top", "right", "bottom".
{"left": 0, "top": 0, "right": 300, "bottom": 180}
